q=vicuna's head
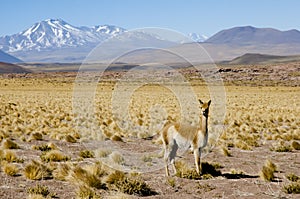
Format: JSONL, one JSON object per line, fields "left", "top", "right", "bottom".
{"left": 199, "top": 100, "right": 211, "bottom": 118}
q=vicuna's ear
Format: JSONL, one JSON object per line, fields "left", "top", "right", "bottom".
{"left": 208, "top": 100, "right": 211, "bottom": 106}
{"left": 199, "top": 99, "right": 204, "bottom": 105}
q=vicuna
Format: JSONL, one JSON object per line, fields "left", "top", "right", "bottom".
{"left": 161, "top": 100, "right": 211, "bottom": 176}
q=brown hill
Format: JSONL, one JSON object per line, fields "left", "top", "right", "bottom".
{"left": 0, "top": 62, "right": 31, "bottom": 73}
{"left": 221, "top": 53, "right": 300, "bottom": 65}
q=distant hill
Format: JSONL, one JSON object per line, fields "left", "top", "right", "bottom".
{"left": 0, "top": 62, "right": 30, "bottom": 73}
{"left": 0, "top": 50, "right": 22, "bottom": 63}
{"left": 221, "top": 53, "right": 300, "bottom": 65}
{"left": 206, "top": 26, "right": 300, "bottom": 45}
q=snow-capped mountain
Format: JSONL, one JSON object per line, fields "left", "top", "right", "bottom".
{"left": 187, "top": 33, "right": 208, "bottom": 42}
{"left": 0, "top": 19, "right": 208, "bottom": 62}
{"left": 0, "top": 19, "right": 125, "bottom": 52}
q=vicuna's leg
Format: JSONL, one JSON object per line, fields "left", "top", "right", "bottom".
{"left": 163, "top": 144, "right": 170, "bottom": 176}
{"left": 194, "top": 148, "right": 201, "bottom": 174}
{"left": 169, "top": 140, "right": 178, "bottom": 175}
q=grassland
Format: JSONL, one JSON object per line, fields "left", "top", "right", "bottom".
{"left": 0, "top": 62, "right": 299, "bottom": 198}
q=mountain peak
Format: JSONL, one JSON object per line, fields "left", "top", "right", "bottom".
{"left": 187, "top": 33, "right": 208, "bottom": 42}
{"left": 0, "top": 19, "right": 125, "bottom": 52}
{"left": 206, "top": 26, "right": 300, "bottom": 44}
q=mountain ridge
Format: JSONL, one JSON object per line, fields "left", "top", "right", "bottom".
{"left": 0, "top": 19, "right": 125, "bottom": 52}
{"left": 2, "top": 19, "right": 300, "bottom": 63}
{"left": 206, "top": 26, "right": 300, "bottom": 45}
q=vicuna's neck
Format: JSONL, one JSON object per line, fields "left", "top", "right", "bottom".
{"left": 200, "top": 115, "right": 208, "bottom": 136}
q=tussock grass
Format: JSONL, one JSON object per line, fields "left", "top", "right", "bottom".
{"left": 33, "top": 143, "right": 57, "bottom": 151}
{"left": 76, "top": 185, "right": 101, "bottom": 199}
{"left": 175, "top": 161, "right": 201, "bottom": 179}
{"left": 109, "top": 152, "right": 124, "bottom": 165}
{"left": 260, "top": 159, "right": 277, "bottom": 181}
{"left": 24, "top": 160, "right": 52, "bottom": 180}
{"left": 286, "top": 173, "right": 300, "bottom": 182}
{"left": 3, "top": 163, "right": 19, "bottom": 176}
{"left": 29, "top": 132, "right": 43, "bottom": 141}
{"left": 83, "top": 162, "right": 107, "bottom": 177}
{"left": 40, "top": 150, "right": 70, "bottom": 162}
{"left": 53, "top": 163, "right": 72, "bottom": 181}
{"left": 27, "top": 184, "right": 56, "bottom": 198}
{"left": 166, "top": 177, "right": 176, "bottom": 187}
{"left": 95, "top": 149, "right": 112, "bottom": 158}
{"left": 65, "top": 135, "right": 77, "bottom": 143}
{"left": 292, "top": 141, "right": 300, "bottom": 150}
{"left": 175, "top": 161, "right": 222, "bottom": 180}
{"left": 106, "top": 170, "right": 156, "bottom": 196}
{"left": 2, "top": 139, "right": 20, "bottom": 149}
{"left": 2, "top": 150, "right": 23, "bottom": 163}
{"left": 283, "top": 182, "right": 300, "bottom": 194}
{"left": 111, "top": 135, "right": 123, "bottom": 142}
{"left": 221, "top": 146, "right": 232, "bottom": 157}
{"left": 235, "top": 140, "right": 252, "bottom": 150}
{"left": 271, "top": 144, "right": 292, "bottom": 152}
{"left": 79, "top": 150, "right": 95, "bottom": 159}
{"left": 68, "top": 165, "right": 106, "bottom": 189}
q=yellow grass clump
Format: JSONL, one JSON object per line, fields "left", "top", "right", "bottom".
{"left": 52, "top": 163, "right": 72, "bottom": 181}
{"left": 24, "top": 160, "right": 52, "bottom": 180}
{"left": 260, "top": 159, "right": 277, "bottom": 181}
{"left": 2, "top": 139, "right": 20, "bottom": 149}
{"left": 68, "top": 165, "right": 105, "bottom": 189}
{"left": 2, "top": 163, "right": 19, "bottom": 176}
{"left": 27, "top": 184, "right": 56, "bottom": 198}
{"left": 40, "top": 150, "right": 70, "bottom": 162}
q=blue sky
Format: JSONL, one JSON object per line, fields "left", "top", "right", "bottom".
{"left": 1, "top": 0, "right": 300, "bottom": 37}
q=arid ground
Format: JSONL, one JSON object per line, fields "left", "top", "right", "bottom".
{"left": 0, "top": 62, "right": 299, "bottom": 198}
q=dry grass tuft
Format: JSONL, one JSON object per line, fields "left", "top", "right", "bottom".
{"left": 166, "top": 177, "right": 176, "bottom": 187}
{"left": 68, "top": 165, "right": 105, "bottom": 189}
{"left": 109, "top": 152, "right": 125, "bottom": 165}
{"left": 283, "top": 182, "right": 300, "bottom": 194}
{"left": 27, "top": 184, "right": 56, "bottom": 198}
{"left": 24, "top": 160, "right": 52, "bottom": 180}
{"left": 175, "top": 161, "right": 222, "bottom": 180}
{"left": 3, "top": 150, "right": 18, "bottom": 162}
{"left": 2, "top": 163, "right": 19, "bottom": 176}
{"left": 291, "top": 141, "right": 300, "bottom": 150}
{"left": 272, "top": 145, "right": 293, "bottom": 152}
{"left": 29, "top": 132, "right": 43, "bottom": 141}
{"left": 53, "top": 163, "right": 72, "bottom": 181}
{"left": 286, "top": 173, "right": 300, "bottom": 182}
{"left": 175, "top": 161, "right": 201, "bottom": 179}
{"left": 95, "top": 149, "right": 112, "bottom": 158}
{"left": 2, "top": 139, "right": 20, "bottom": 149}
{"left": 260, "top": 159, "right": 277, "bottom": 181}
{"left": 83, "top": 162, "right": 107, "bottom": 177}
{"left": 40, "top": 150, "right": 70, "bottom": 162}
{"left": 221, "top": 146, "right": 232, "bottom": 157}
{"left": 76, "top": 185, "right": 101, "bottom": 199}
{"left": 2, "top": 150, "right": 23, "bottom": 163}
{"left": 33, "top": 143, "right": 57, "bottom": 151}
{"left": 79, "top": 150, "right": 95, "bottom": 159}
{"left": 265, "top": 159, "right": 277, "bottom": 172}
{"left": 106, "top": 170, "right": 156, "bottom": 196}
{"left": 65, "top": 135, "right": 77, "bottom": 143}
{"left": 111, "top": 135, "right": 123, "bottom": 142}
